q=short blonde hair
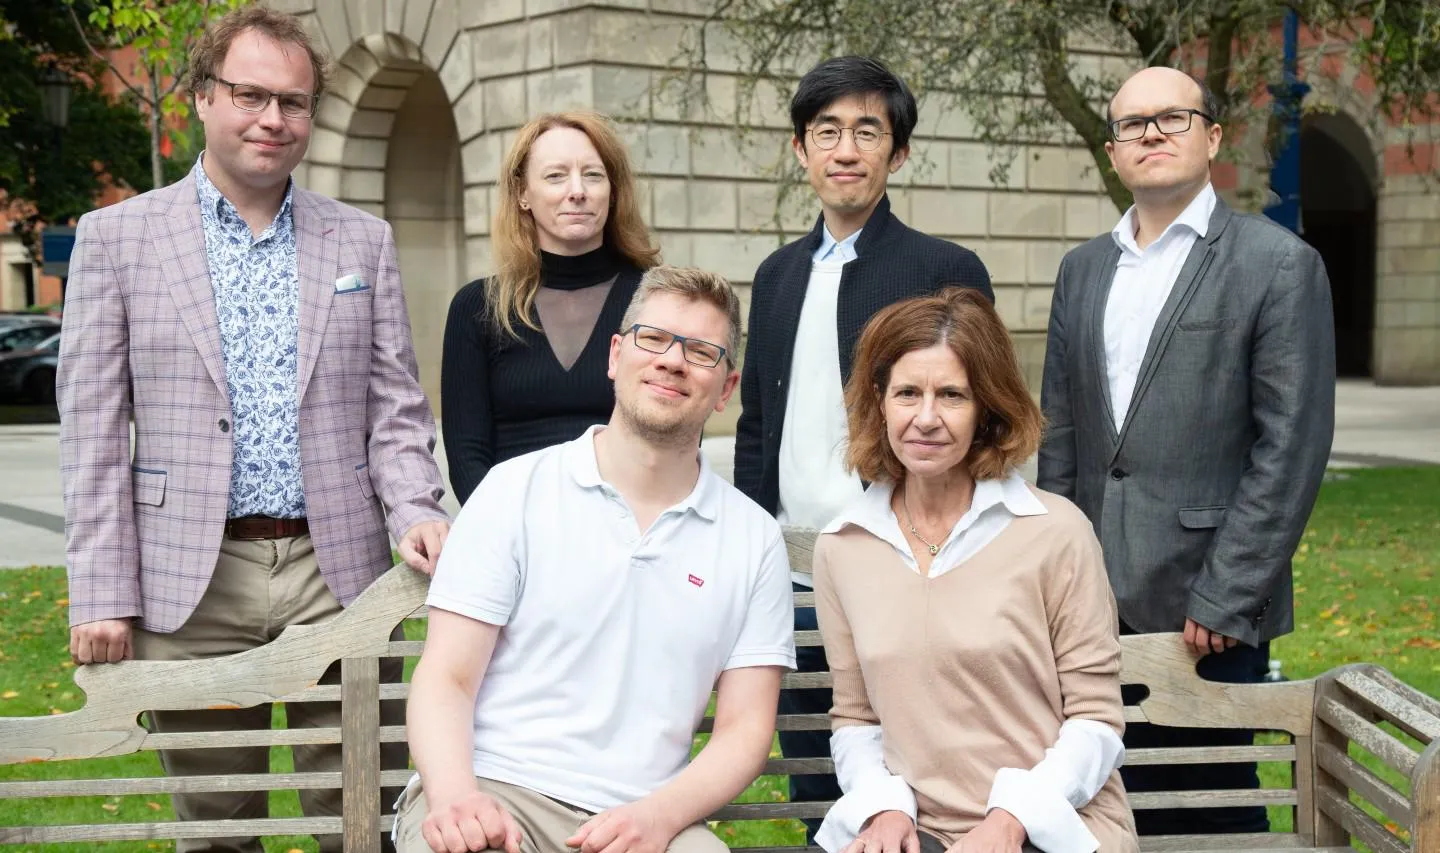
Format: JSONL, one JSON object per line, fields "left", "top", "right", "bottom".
{"left": 845, "top": 288, "right": 1043, "bottom": 483}
{"left": 620, "top": 266, "right": 742, "bottom": 369}
{"left": 186, "top": 6, "right": 330, "bottom": 99}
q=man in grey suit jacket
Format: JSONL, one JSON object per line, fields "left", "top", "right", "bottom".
{"left": 1038, "top": 67, "right": 1335, "bottom": 836}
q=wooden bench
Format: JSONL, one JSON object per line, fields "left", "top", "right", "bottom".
{"left": 2, "top": 531, "right": 1437, "bottom": 853}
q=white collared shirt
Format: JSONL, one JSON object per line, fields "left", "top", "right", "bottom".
{"left": 422, "top": 425, "right": 796, "bottom": 812}
{"left": 814, "top": 473, "right": 1124, "bottom": 853}
{"left": 814, "top": 225, "right": 862, "bottom": 263}
{"left": 776, "top": 225, "right": 866, "bottom": 585}
{"left": 821, "top": 470, "right": 1048, "bottom": 578}
{"left": 1103, "top": 183, "right": 1216, "bottom": 429}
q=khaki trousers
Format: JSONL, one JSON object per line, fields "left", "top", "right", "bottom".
{"left": 393, "top": 777, "right": 727, "bottom": 853}
{"left": 132, "top": 535, "right": 407, "bottom": 853}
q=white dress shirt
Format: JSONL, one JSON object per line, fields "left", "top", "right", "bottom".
{"left": 814, "top": 473, "right": 1125, "bottom": 853}
{"left": 776, "top": 225, "right": 865, "bottom": 586}
{"left": 1104, "top": 183, "right": 1216, "bottom": 429}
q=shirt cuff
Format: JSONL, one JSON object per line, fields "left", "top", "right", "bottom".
{"left": 987, "top": 768, "right": 1097, "bottom": 853}
{"left": 983, "top": 719, "right": 1124, "bottom": 853}
{"left": 816, "top": 774, "right": 917, "bottom": 853}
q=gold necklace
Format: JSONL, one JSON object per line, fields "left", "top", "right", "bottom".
{"left": 902, "top": 496, "right": 942, "bottom": 556}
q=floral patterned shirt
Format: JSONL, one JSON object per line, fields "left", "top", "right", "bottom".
{"left": 193, "top": 155, "right": 306, "bottom": 519}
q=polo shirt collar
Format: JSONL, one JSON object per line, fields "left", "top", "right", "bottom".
{"left": 567, "top": 425, "right": 720, "bottom": 522}
{"left": 821, "top": 469, "right": 1047, "bottom": 547}
{"left": 1111, "top": 182, "right": 1215, "bottom": 256}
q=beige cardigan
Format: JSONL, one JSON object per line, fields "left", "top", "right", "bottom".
{"left": 813, "top": 487, "right": 1139, "bottom": 851}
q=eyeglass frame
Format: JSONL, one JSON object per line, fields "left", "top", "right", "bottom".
{"left": 807, "top": 123, "right": 892, "bottom": 152}
{"left": 625, "top": 323, "right": 729, "bottom": 368}
{"left": 211, "top": 76, "right": 319, "bottom": 119}
{"left": 1107, "top": 108, "right": 1215, "bottom": 143}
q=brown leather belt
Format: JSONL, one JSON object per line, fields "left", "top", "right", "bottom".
{"left": 224, "top": 515, "right": 309, "bottom": 540}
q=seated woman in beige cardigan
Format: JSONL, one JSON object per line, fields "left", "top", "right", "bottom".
{"left": 812, "top": 288, "right": 1139, "bottom": 853}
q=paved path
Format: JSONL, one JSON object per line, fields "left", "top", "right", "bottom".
{"left": 3, "top": 379, "right": 1436, "bottom": 568}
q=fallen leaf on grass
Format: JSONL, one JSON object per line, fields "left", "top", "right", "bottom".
{"left": 101, "top": 803, "right": 118, "bottom": 813}
{"left": 1, "top": 690, "right": 18, "bottom": 699}
{"left": 1334, "top": 628, "right": 1351, "bottom": 638}
{"left": 147, "top": 802, "right": 162, "bottom": 811}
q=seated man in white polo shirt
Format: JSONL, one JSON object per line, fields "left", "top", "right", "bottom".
{"left": 399, "top": 265, "right": 797, "bottom": 853}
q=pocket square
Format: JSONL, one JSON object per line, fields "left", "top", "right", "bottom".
{"left": 335, "top": 274, "right": 370, "bottom": 293}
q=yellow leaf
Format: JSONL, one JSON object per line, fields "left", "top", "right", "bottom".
{"left": 1334, "top": 628, "right": 1351, "bottom": 638}
{"left": 0, "top": 690, "right": 18, "bottom": 699}
{"left": 147, "top": 801, "right": 162, "bottom": 811}
{"left": 288, "top": 848, "right": 305, "bottom": 853}
{"left": 101, "top": 803, "right": 119, "bottom": 812}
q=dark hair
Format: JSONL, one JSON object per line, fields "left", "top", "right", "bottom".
{"left": 1105, "top": 70, "right": 1222, "bottom": 125}
{"left": 790, "top": 56, "right": 918, "bottom": 157}
{"left": 845, "top": 287, "right": 1043, "bottom": 484}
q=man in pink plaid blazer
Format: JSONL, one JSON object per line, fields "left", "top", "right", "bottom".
{"left": 56, "top": 7, "right": 447, "bottom": 852}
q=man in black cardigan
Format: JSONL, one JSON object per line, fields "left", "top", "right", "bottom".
{"left": 733, "top": 56, "right": 993, "bottom": 841}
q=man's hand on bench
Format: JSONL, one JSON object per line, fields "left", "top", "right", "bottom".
{"left": 422, "top": 788, "right": 522, "bottom": 853}
{"left": 69, "top": 618, "right": 133, "bottom": 665}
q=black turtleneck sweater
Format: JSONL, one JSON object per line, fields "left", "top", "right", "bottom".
{"left": 441, "top": 247, "right": 644, "bottom": 504}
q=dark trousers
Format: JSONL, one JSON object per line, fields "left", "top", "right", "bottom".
{"left": 1120, "top": 623, "right": 1270, "bottom": 836}
{"left": 778, "top": 582, "right": 843, "bottom": 843}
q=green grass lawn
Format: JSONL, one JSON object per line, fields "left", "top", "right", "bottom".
{"left": 0, "top": 467, "right": 1436, "bottom": 851}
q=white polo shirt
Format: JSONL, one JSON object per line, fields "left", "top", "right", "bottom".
{"left": 426, "top": 425, "right": 797, "bottom": 812}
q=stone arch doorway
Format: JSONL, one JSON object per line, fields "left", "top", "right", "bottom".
{"left": 381, "top": 70, "right": 464, "bottom": 411}
{"left": 296, "top": 1, "right": 487, "bottom": 414}
{"left": 1299, "top": 113, "right": 1379, "bottom": 378}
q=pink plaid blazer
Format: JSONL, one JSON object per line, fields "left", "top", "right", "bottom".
{"left": 58, "top": 174, "right": 448, "bottom": 633}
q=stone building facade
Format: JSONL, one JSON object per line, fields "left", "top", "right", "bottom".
{"left": 270, "top": 0, "right": 1439, "bottom": 413}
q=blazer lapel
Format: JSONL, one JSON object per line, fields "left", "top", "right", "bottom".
{"left": 1087, "top": 243, "right": 1124, "bottom": 442}
{"left": 1113, "top": 201, "right": 1234, "bottom": 451}
{"left": 149, "top": 176, "right": 228, "bottom": 397}
{"left": 292, "top": 191, "right": 339, "bottom": 405}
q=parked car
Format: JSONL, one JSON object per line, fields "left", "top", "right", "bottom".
{"left": 0, "top": 316, "right": 60, "bottom": 349}
{"left": 0, "top": 331, "right": 60, "bottom": 403}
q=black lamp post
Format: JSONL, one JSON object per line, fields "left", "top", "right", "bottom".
{"left": 38, "top": 65, "right": 72, "bottom": 131}
{"left": 37, "top": 65, "right": 73, "bottom": 301}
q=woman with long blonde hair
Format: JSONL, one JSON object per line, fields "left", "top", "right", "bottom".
{"left": 441, "top": 111, "right": 660, "bottom": 503}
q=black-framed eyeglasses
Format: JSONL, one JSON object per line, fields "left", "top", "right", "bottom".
{"left": 212, "top": 76, "right": 318, "bottom": 119}
{"left": 626, "top": 324, "right": 728, "bottom": 368}
{"left": 809, "top": 123, "right": 891, "bottom": 152}
{"left": 1108, "top": 108, "right": 1214, "bottom": 142}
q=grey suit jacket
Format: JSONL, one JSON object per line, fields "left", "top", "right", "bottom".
{"left": 1037, "top": 198, "right": 1335, "bottom": 646}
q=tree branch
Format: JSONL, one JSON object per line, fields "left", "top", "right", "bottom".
{"left": 64, "top": 3, "right": 153, "bottom": 107}
{"left": 1036, "top": 23, "right": 1133, "bottom": 211}
{"left": 1107, "top": 0, "right": 1178, "bottom": 65}
{"left": 1204, "top": 1, "right": 1239, "bottom": 117}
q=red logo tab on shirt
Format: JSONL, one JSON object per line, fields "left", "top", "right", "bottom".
{"left": 688, "top": 574, "right": 705, "bottom": 587}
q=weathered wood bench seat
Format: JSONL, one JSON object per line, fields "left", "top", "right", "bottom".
{"left": 2, "top": 531, "right": 1436, "bottom": 853}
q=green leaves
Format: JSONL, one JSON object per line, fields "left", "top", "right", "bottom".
{"left": 688, "top": 0, "right": 1440, "bottom": 213}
